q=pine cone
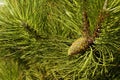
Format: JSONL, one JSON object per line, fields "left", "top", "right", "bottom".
{"left": 68, "top": 37, "right": 89, "bottom": 55}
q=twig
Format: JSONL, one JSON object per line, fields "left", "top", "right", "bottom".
{"left": 82, "top": 0, "right": 90, "bottom": 38}
{"left": 21, "top": 22, "right": 47, "bottom": 40}
{"left": 82, "top": 10, "right": 90, "bottom": 37}
{"left": 93, "top": 0, "right": 108, "bottom": 39}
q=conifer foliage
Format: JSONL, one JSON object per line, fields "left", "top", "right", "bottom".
{"left": 0, "top": 0, "right": 120, "bottom": 80}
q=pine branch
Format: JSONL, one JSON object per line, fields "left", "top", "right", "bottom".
{"left": 82, "top": 0, "right": 90, "bottom": 38}
{"left": 68, "top": 0, "right": 110, "bottom": 55}
{"left": 21, "top": 22, "right": 48, "bottom": 40}
{"left": 68, "top": 0, "right": 92, "bottom": 55}
{"left": 93, "top": 0, "right": 108, "bottom": 39}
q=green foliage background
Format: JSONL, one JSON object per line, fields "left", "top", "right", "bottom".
{"left": 0, "top": 0, "right": 120, "bottom": 80}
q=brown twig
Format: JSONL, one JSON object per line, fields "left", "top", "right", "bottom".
{"left": 82, "top": 10, "right": 90, "bottom": 37}
{"left": 81, "top": 0, "right": 91, "bottom": 39}
{"left": 93, "top": 0, "right": 108, "bottom": 40}
{"left": 93, "top": 11, "right": 105, "bottom": 39}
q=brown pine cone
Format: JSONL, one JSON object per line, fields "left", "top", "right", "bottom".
{"left": 68, "top": 37, "right": 89, "bottom": 55}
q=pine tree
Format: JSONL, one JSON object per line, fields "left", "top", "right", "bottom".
{"left": 0, "top": 0, "right": 120, "bottom": 80}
